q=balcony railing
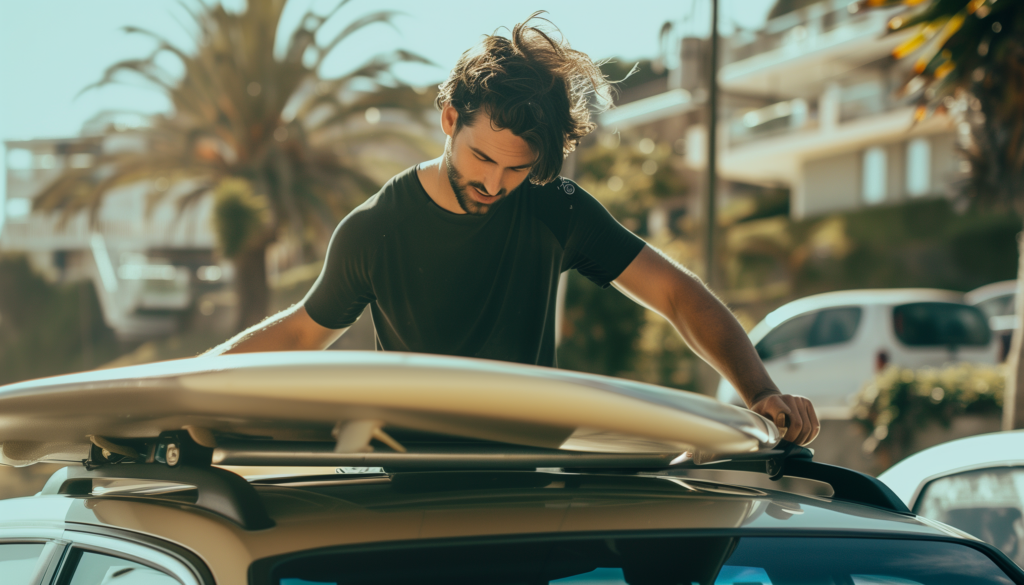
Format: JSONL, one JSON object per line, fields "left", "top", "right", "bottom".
{"left": 727, "top": 82, "right": 912, "bottom": 146}
{"left": 724, "top": 0, "right": 888, "bottom": 66}
{"left": 729, "top": 99, "right": 815, "bottom": 145}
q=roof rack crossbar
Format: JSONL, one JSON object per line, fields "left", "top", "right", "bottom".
{"left": 41, "top": 464, "right": 275, "bottom": 530}
{"left": 212, "top": 440, "right": 679, "bottom": 470}
{"left": 673, "top": 442, "right": 911, "bottom": 515}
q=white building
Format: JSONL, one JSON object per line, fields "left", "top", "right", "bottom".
{"left": 603, "top": 0, "right": 961, "bottom": 221}
{"left": 1, "top": 124, "right": 226, "bottom": 341}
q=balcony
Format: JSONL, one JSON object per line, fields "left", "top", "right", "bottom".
{"left": 726, "top": 76, "right": 911, "bottom": 145}
{"left": 728, "top": 99, "right": 814, "bottom": 145}
{"left": 720, "top": 0, "right": 908, "bottom": 96}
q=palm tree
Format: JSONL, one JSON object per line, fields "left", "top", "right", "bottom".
{"left": 35, "top": 0, "right": 437, "bottom": 330}
{"left": 860, "top": 0, "right": 1024, "bottom": 428}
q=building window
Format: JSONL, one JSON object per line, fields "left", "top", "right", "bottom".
{"left": 906, "top": 138, "right": 931, "bottom": 197}
{"left": 5, "top": 198, "right": 31, "bottom": 221}
{"left": 862, "top": 146, "right": 887, "bottom": 205}
{"left": 5, "top": 148, "right": 32, "bottom": 170}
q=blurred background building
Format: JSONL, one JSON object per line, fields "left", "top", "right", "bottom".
{"left": 2, "top": 114, "right": 224, "bottom": 342}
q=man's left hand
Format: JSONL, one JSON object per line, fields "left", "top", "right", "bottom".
{"left": 750, "top": 393, "right": 819, "bottom": 446}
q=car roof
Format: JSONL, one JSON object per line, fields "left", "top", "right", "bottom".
{"left": 0, "top": 470, "right": 963, "bottom": 561}
{"left": 965, "top": 280, "right": 1017, "bottom": 306}
{"left": 878, "top": 429, "right": 1024, "bottom": 508}
{"left": 749, "top": 288, "right": 967, "bottom": 342}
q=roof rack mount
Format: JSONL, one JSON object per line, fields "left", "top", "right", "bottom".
{"left": 41, "top": 463, "right": 275, "bottom": 531}
{"left": 675, "top": 442, "right": 911, "bottom": 515}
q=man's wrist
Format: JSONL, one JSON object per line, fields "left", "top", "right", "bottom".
{"left": 747, "top": 388, "right": 782, "bottom": 406}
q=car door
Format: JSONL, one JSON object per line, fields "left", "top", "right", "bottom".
{"left": 55, "top": 531, "right": 206, "bottom": 585}
{"left": 756, "top": 307, "right": 865, "bottom": 413}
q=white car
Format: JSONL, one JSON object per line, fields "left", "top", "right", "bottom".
{"left": 718, "top": 289, "right": 999, "bottom": 417}
{"left": 879, "top": 430, "right": 1024, "bottom": 567}
{"left": 966, "top": 280, "right": 1017, "bottom": 361}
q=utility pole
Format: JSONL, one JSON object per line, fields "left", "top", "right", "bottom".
{"left": 705, "top": 0, "right": 719, "bottom": 288}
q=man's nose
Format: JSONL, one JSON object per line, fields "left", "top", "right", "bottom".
{"left": 483, "top": 167, "right": 503, "bottom": 196}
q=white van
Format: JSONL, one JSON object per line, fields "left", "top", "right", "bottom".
{"left": 717, "top": 289, "right": 1000, "bottom": 418}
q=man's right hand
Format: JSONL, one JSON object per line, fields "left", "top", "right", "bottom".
{"left": 750, "top": 392, "right": 820, "bottom": 446}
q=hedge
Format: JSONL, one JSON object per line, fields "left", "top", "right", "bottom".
{"left": 852, "top": 363, "right": 1004, "bottom": 454}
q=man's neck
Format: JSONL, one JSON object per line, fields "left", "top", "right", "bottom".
{"left": 416, "top": 157, "right": 465, "bottom": 215}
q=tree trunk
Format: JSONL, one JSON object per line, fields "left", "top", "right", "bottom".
{"left": 233, "top": 243, "right": 270, "bottom": 333}
{"left": 1003, "top": 229, "right": 1024, "bottom": 430}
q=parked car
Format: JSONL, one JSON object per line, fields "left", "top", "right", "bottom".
{"left": 0, "top": 352, "right": 1021, "bottom": 585}
{"left": 879, "top": 430, "right": 1024, "bottom": 567}
{"left": 966, "top": 280, "right": 1018, "bottom": 361}
{"left": 718, "top": 289, "right": 999, "bottom": 418}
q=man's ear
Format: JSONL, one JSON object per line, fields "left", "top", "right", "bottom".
{"left": 440, "top": 103, "right": 459, "bottom": 137}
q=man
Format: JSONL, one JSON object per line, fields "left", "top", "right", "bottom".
{"left": 208, "top": 14, "right": 820, "bottom": 446}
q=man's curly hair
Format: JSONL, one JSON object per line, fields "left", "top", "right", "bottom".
{"left": 435, "top": 12, "right": 610, "bottom": 185}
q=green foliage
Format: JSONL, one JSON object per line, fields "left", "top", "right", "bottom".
{"left": 862, "top": 0, "right": 1024, "bottom": 214}
{"left": 575, "top": 134, "right": 688, "bottom": 233}
{"left": 34, "top": 0, "right": 438, "bottom": 326}
{"left": 853, "top": 363, "right": 1004, "bottom": 454}
{"left": 212, "top": 178, "right": 270, "bottom": 259}
{"left": 790, "top": 198, "right": 1020, "bottom": 295}
{"left": 557, "top": 272, "right": 646, "bottom": 379}
{"left": 0, "top": 255, "right": 120, "bottom": 385}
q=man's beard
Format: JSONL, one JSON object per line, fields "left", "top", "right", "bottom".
{"left": 445, "top": 139, "right": 506, "bottom": 215}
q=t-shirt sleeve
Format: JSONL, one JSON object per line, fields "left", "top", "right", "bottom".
{"left": 561, "top": 180, "right": 646, "bottom": 288}
{"left": 302, "top": 204, "right": 378, "bottom": 329}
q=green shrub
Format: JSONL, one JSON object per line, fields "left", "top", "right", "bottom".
{"left": 0, "top": 254, "right": 121, "bottom": 384}
{"left": 852, "top": 364, "right": 1004, "bottom": 454}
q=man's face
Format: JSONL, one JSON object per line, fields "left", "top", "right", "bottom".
{"left": 442, "top": 106, "right": 536, "bottom": 215}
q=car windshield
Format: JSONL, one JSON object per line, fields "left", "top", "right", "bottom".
{"left": 260, "top": 535, "right": 1013, "bottom": 585}
{"left": 892, "top": 303, "right": 991, "bottom": 347}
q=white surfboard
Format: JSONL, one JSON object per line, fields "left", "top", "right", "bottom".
{"left": 0, "top": 351, "right": 778, "bottom": 466}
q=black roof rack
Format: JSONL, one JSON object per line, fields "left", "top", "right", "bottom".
{"left": 41, "top": 463, "right": 275, "bottom": 531}
{"left": 670, "top": 441, "right": 911, "bottom": 515}
{"left": 211, "top": 440, "right": 679, "bottom": 470}
{"left": 38, "top": 432, "right": 909, "bottom": 530}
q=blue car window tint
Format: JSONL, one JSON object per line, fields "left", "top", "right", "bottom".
{"left": 268, "top": 535, "right": 1015, "bottom": 584}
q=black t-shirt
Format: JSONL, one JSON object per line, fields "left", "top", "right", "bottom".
{"left": 303, "top": 166, "right": 646, "bottom": 366}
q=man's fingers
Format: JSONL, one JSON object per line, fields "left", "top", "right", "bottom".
{"left": 774, "top": 412, "right": 790, "bottom": 430}
{"left": 797, "top": 399, "right": 815, "bottom": 445}
{"left": 784, "top": 404, "right": 804, "bottom": 444}
{"left": 750, "top": 394, "right": 819, "bottom": 446}
{"left": 805, "top": 398, "right": 821, "bottom": 444}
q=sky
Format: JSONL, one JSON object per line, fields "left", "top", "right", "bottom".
{"left": 0, "top": 0, "right": 776, "bottom": 217}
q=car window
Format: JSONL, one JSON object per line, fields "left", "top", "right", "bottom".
{"left": 810, "top": 307, "right": 862, "bottom": 347}
{"left": 916, "top": 467, "right": 1024, "bottom": 567}
{"left": 0, "top": 543, "right": 47, "bottom": 585}
{"left": 892, "top": 303, "right": 991, "bottom": 347}
{"left": 61, "top": 549, "right": 180, "bottom": 585}
{"left": 263, "top": 535, "right": 1015, "bottom": 585}
{"left": 755, "top": 313, "right": 816, "bottom": 361}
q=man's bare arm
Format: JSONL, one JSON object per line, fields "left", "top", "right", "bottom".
{"left": 613, "top": 245, "right": 820, "bottom": 445}
{"left": 204, "top": 304, "right": 347, "bottom": 355}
